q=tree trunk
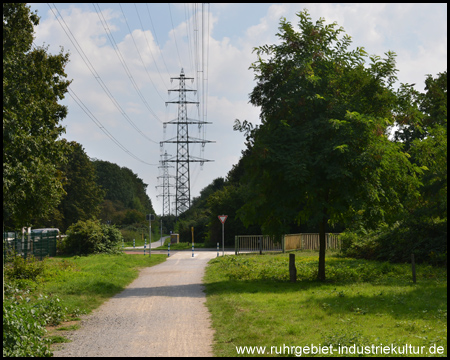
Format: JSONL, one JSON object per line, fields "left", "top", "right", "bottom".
{"left": 317, "top": 217, "right": 327, "bottom": 281}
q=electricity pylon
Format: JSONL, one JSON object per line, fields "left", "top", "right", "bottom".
{"left": 156, "top": 151, "right": 175, "bottom": 216}
{"left": 160, "top": 68, "right": 214, "bottom": 217}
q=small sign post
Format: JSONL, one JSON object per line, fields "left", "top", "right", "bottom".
{"left": 218, "top": 215, "right": 228, "bottom": 256}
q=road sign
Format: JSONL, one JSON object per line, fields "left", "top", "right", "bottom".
{"left": 218, "top": 215, "right": 228, "bottom": 256}
{"left": 218, "top": 215, "right": 228, "bottom": 224}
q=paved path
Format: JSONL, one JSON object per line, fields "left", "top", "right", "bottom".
{"left": 53, "top": 251, "right": 223, "bottom": 357}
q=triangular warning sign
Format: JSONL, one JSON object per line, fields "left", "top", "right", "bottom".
{"left": 218, "top": 215, "right": 228, "bottom": 224}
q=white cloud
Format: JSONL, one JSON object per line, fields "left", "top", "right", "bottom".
{"left": 27, "top": 3, "right": 447, "bottom": 211}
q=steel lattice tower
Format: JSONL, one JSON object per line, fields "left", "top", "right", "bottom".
{"left": 161, "top": 68, "right": 213, "bottom": 217}
{"left": 156, "top": 151, "right": 175, "bottom": 216}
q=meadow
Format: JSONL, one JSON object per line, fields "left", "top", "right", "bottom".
{"left": 203, "top": 251, "right": 447, "bottom": 357}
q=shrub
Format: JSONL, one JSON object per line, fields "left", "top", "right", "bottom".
{"left": 4, "top": 255, "right": 46, "bottom": 281}
{"left": 62, "top": 219, "right": 123, "bottom": 255}
{"left": 3, "top": 300, "right": 52, "bottom": 357}
{"left": 339, "top": 218, "right": 447, "bottom": 266}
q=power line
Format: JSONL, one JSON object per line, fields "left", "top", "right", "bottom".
{"left": 134, "top": 3, "right": 169, "bottom": 92}
{"left": 184, "top": 3, "right": 195, "bottom": 77}
{"left": 119, "top": 3, "right": 166, "bottom": 102}
{"left": 30, "top": 42, "right": 156, "bottom": 167}
{"left": 168, "top": 3, "right": 183, "bottom": 70}
{"left": 145, "top": 3, "right": 172, "bottom": 77}
{"left": 67, "top": 88, "right": 158, "bottom": 166}
{"left": 93, "top": 3, "right": 163, "bottom": 124}
{"left": 47, "top": 3, "right": 158, "bottom": 144}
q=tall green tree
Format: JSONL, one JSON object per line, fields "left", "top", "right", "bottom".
{"left": 57, "top": 141, "right": 105, "bottom": 232}
{"left": 237, "top": 10, "right": 420, "bottom": 281}
{"left": 3, "top": 3, "right": 71, "bottom": 228}
{"left": 93, "top": 160, "right": 155, "bottom": 225}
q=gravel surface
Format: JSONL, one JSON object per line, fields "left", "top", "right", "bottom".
{"left": 53, "top": 251, "right": 221, "bottom": 357}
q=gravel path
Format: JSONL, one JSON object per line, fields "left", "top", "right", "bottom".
{"left": 53, "top": 251, "right": 220, "bottom": 357}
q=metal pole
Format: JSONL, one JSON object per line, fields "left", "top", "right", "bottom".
{"left": 222, "top": 222, "right": 224, "bottom": 256}
{"left": 217, "top": 242, "right": 219, "bottom": 257}
{"left": 149, "top": 218, "right": 152, "bottom": 257}
{"left": 160, "top": 219, "right": 163, "bottom": 246}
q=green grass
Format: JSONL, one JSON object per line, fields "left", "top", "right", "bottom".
{"left": 55, "top": 324, "right": 81, "bottom": 331}
{"left": 46, "top": 335, "right": 71, "bottom": 344}
{"left": 39, "top": 253, "right": 167, "bottom": 314}
{"left": 204, "top": 251, "right": 447, "bottom": 357}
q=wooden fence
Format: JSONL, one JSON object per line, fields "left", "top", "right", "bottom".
{"left": 235, "top": 233, "right": 340, "bottom": 254}
{"left": 284, "top": 233, "right": 340, "bottom": 251}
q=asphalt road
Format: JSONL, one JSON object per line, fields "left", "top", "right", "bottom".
{"left": 53, "top": 251, "right": 225, "bottom": 357}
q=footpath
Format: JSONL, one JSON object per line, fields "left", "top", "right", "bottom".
{"left": 53, "top": 250, "right": 229, "bottom": 357}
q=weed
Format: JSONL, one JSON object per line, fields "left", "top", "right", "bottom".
{"left": 47, "top": 335, "right": 71, "bottom": 344}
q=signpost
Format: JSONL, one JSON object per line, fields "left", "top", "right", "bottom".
{"left": 218, "top": 215, "right": 228, "bottom": 256}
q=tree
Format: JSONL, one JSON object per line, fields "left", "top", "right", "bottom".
{"left": 92, "top": 160, "right": 155, "bottom": 225}
{"left": 56, "top": 141, "right": 105, "bottom": 232}
{"left": 3, "top": 3, "right": 71, "bottom": 228}
{"left": 237, "top": 10, "right": 420, "bottom": 281}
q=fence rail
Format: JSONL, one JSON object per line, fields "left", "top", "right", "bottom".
{"left": 235, "top": 235, "right": 283, "bottom": 254}
{"left": 3, "top": 231, "right": 58, "bottom": 261}
{"left": 235, "top": 233, "right": 340, "bottom": 254}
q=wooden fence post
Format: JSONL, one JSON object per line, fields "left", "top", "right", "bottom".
{"left": 289, "top": 253, "right": 296, "bottom": 283}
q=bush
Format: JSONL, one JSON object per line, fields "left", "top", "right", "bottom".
{"left": 3, "top": 300, "right": 52, "bottom": 357}
{"left": 62, "top": 219, "right": 123, "bottom": 255}
{"left": 3, "top": 286, "right": 71, "bottom": 357}
{"left": 4, "top": 255, "right": 46, "bottom": 281}
{"left": 339, "top": 218, "right": 447, "bottom": 266}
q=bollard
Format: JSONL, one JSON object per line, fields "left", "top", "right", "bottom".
{"left": 217, "top": 242, "right": 219, "bottom": 257}
{"left": 133, "top": 238, "right": 135, "bottom": 248}
{"left": 289, "top": 254, "right": 297, "bottom": 283}
{"left": 192, "top": 242, "right": 194, "bottom": 257}
{"left": 144, "top": 238, "right": 146, "bottom": 256}
{"left": 168, "top": 242, "right": 170, "bottom": 257}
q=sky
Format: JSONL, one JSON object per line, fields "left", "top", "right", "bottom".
{"left": 27, "top": 3, "right": 447, "bottom": 216}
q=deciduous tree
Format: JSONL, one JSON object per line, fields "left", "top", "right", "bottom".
{"left": 237, "top": 10, "right": 420, "bottom": 281}
{"left": 3, "top": 3, "right": 71, "bottom": 228}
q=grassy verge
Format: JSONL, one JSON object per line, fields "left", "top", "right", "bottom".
{"left": 40, "top": 253, "right": 167, "bottom": 313}
{"left": 4, "top": 253, "right": 167, "bottom": 355}
{"left": 204, "top": 251, "right": 447, "bottom": 357}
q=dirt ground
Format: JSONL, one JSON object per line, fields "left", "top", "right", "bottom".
{"left": 52, "top": 251, "right": 221, "bottom": 357}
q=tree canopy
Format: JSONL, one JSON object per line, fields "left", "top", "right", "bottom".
{"left": 3, "top": 3, "right": 72, "bottom": 228}
{"left": 56, "top": 141, "right": 105, "bottom": 232}
{"left": 236, "top": 10, "right": 421, "bottom": 280}
{"left": 93, "top": 160, "right": 155, "bottom": 225}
